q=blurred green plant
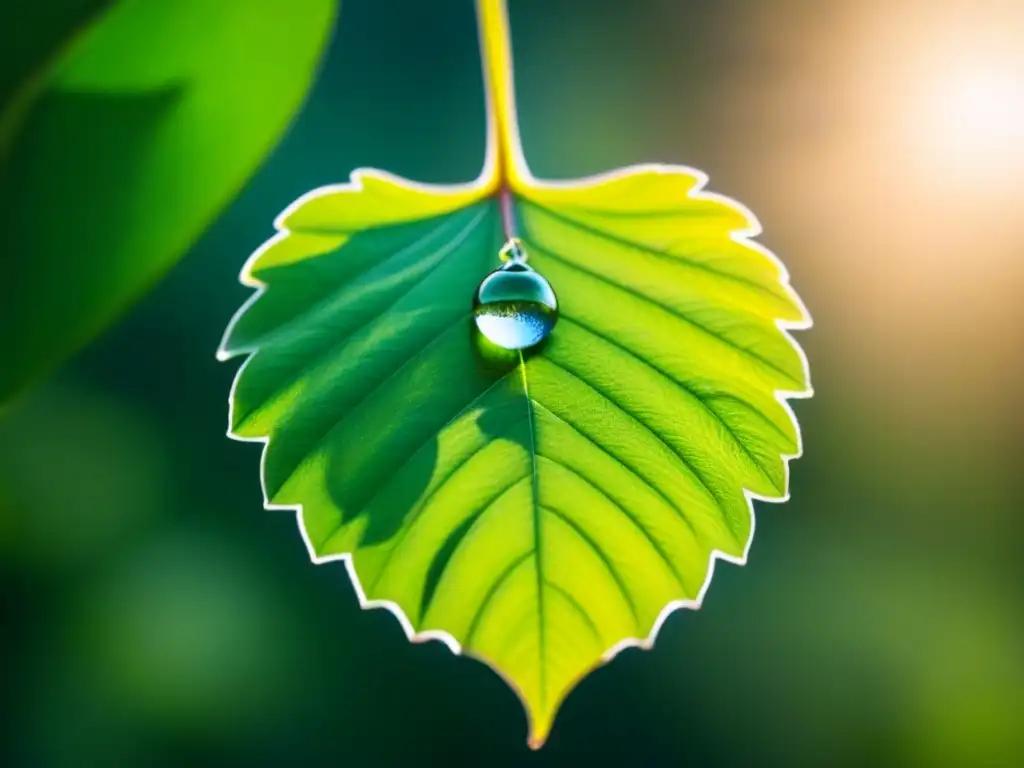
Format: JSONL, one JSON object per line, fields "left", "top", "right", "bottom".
{"left": 0, "top": 0, "right": 339, "bottom": 404}
{"left": 218, "top": 0, "right": 811, "bottom": 747}
{"left": 0, "top": 383, "right": 167, "bottom": 571}
{"left": 72, "top": 528, "right": 301, "bottom": 735}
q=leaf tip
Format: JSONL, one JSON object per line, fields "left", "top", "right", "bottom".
{"left": 524, "top": 701, "right": 559, "bottom": 751}
{"left": 527, "top": 718, "right": 552, "bottom": 750}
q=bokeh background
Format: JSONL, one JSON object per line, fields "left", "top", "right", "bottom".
{"left": 2, "top": 0, "right": 1022, "bottom": 765}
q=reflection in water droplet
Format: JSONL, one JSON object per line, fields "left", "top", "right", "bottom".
{"left": 475, "top": 300, "right": 558, "bottom": 350}
{"left": 473, "top": 258, "right": 558, "bottom": 351}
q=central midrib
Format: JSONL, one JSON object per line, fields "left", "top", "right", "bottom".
{"left": 518, "top": 351, "right": 546, "bottom": 711}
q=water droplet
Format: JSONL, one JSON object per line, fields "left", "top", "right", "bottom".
{"left": 473, "top": 239, "right": 558, "bottom": 351}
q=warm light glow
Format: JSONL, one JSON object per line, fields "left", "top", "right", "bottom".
{"left": 925, "top": 64, "right": 1024, "bottom": 176}
{"left": 720, "top": 0, "right": 1024, "bottom": 416}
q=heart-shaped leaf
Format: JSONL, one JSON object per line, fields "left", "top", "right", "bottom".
{"left": 220, "top": 0, "right": 811, "bottom": 747}
{"left": 0, "top": 0, "right": 338, "bottom": 403}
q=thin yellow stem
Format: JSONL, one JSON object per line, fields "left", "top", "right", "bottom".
{"left": 476, "top": 0, "right": 526, "bottom": 194}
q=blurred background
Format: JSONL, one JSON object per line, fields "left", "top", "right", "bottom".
{"left": 1, "top": 0, "right": 1022, "bottom": 765}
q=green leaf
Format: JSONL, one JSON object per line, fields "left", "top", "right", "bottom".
{"left": 0, "top": 0, "right": 338, "bottom": 403}
{"left": 0, "top": 2, "right": 111, "bottom": 133}
{"left": 220, "top": 0, "right": 811, "bottom": 748}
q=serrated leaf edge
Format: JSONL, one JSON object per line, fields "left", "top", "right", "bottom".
{"left": 218, "top": 0, "right": 813, "bottom": 748}
{"left": 217, "top": 160, "right": 814, "bottom": 745}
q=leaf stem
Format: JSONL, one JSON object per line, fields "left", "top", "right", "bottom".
{"left": 498, "top": 186, "right": 516, "bottom": 239}
{"left": 476, "top": 0, "right": 526, "bottom": 205}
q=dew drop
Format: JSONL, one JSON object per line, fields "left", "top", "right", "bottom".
{"left": 473, "top": 240, "right": 558, "bottom": 351}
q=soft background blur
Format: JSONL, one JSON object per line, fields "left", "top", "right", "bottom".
{"left": 2, "top": 0, "right": 1022, "bottom": 765}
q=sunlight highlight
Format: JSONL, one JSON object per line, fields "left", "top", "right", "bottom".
{"left": 924, "top": 63, "right": 1024, "bottom": 177}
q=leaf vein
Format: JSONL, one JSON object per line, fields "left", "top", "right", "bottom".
{"left": 530, "top": 400, "right": 699, "bottom": 540}
{"left": 522, "top": 198, "right": 786, "bottom": 302}
{"left": 539, "top": 462, "right": 688, "bottom": 596}
{"left": 362, "top": 436, "right": 530, "bottom": 596}
{"left": 416, "top": 471, "right": 532, "bottom": 623}
{"left": 518, "top": 352, "right": 546, "bottom": 710}
{"left": 463, "top": 551, "right": 534, "bottom": 649}
{"left": 348, "top": 374, "right": 512, "bottom": 526}
{"left": 560, "top": 315, "right": 781, "bottom": 493}
{"left": 539, "top": 354, "right": 741, "bottom": 543}
{"left": 530, "top": 241, "right": 799, "bottom": 386}
{"left": 247, "top": 206, "right": 484, "bottom": 349}
{"left": 544, "top": 580, "right": 602, "bottom": 645}
{"left": 238, "top": 205, "right": 489, "bottom": 432}
{"left": 538, "top": 500, "right": 642, "bottom": 628}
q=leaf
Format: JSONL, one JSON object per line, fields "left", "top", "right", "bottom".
{"left": 219, "top": 0, "right": 812, "bottom": 748}
{"left": 0, "top": 1, "right": 111, "bottom": 131}
{"left": 0, "top": 0, "right": 338, "bottom": 403}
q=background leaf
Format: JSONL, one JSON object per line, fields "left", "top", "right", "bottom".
{"left": 220, "top": 163, "right": 811, "bottom": 745}
{"left": 0, "top": 1, "right": 111, "bottom": 141}
{"left": 0, "top": 0, "right": 338, "bottom": 403}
